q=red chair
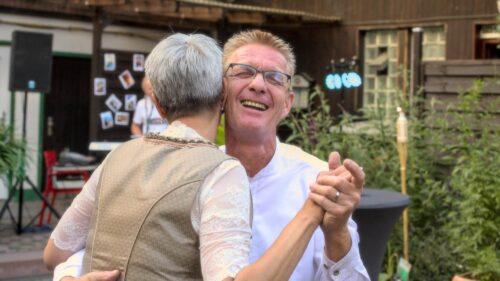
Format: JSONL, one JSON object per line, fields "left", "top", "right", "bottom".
{"left": 38, "top": 150, "right": 90, "bottom": 226}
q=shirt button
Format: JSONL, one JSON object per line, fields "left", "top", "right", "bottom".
{"left": 333, "top": 270, "right": 340, "bottom": 276}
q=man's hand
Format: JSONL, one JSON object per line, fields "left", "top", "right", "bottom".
{"left": 309, "top": 152, "right": 365, "bottom": 261}
{"left": 61, "top": 270, "right": 120, "bottom": 281}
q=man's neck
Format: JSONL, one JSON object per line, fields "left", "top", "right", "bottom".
{"left": 225, "top": 129, "right": 277, "bottom": 177}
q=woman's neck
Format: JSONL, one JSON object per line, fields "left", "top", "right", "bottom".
{"left": 176, "top": 110, "right": 220, "bottom": 142}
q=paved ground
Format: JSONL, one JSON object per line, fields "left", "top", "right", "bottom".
{"left": 0, "top": 194, "right": 75, "bottom": 280}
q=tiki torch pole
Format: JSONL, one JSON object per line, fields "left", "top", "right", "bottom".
{"left": 396, "top": 107, "right": 409, "bottom": 261}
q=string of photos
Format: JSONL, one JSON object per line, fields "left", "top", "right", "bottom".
{"left": 94, "top": 52, "right": 145, "bottom": 131}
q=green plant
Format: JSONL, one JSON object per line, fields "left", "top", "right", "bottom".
{"left": 443, "top": 81, "right": 500, "bottom": 281}
{"left": 282, "top": 80, "right": 499, "bottom": 280}
{"left": 0, "top": 122, "right": 24, "bottom": 177}
{"left": 215, "top": 115, "right": 225, "bottom": 146}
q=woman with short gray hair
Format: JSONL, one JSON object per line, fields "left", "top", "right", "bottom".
{"left": 44, "top": 33, "right": 323, "bottom": 281}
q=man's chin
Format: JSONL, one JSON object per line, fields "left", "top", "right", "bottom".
{"left": 229, "top": 121, "right": 270, "bottom": 137}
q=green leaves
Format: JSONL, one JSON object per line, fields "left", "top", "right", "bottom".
{"left": 282, "top": 80, "right": 499, "bottom": 280}
{"left": 0, "top": 123, "right": 25, "bottom": 177}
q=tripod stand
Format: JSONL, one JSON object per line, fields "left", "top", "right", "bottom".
{"left": 0, "top": 91, "right": 60, "bottom": 234}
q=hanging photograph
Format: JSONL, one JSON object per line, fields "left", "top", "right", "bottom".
{"left": 115, "top": 111, "right": 130, "bottom": 126}
{"left": 105, "top": 94, "right": 123, "bottom": 112}
{"left": 100, "top": 111, "right": 114, "bottom": 130}
{"left": 124, "top": 94, "right": 137, "bottom": 111}
{"left": 133, "top": 54, "right": 145, "bottom": 72}
{"left": 118, "top": 70, "right": 136, "bottom": 90}
{"left": 94, "top": 78, "right": 106, "bottom": 96}
{"left": 104, "top": 53, "right": 116, "bottom": 71}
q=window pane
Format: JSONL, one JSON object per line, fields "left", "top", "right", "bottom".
{"left": 423, "top": 26, "right": 445, "bottom": 61}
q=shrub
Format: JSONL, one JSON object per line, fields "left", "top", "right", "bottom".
{"left": 282, "top": 80, "right": 499, "bottom": 280}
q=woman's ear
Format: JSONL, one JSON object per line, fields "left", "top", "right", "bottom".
{"left": 150, "top": 92, "right": 168, "bottom": 119}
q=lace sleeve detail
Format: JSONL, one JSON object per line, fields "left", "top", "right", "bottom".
{"left": 196, "top": 160, "right": 252, "bottom": 281}
{"left": 49, "top": 164, "right": 103, "bottom": 252}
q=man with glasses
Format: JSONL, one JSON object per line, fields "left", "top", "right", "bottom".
{"left": 221, "top": 30, "right": 369, "bottom": 280}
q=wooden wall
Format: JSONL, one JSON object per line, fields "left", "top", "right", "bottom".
{"left": 259, "top": 0, "right": 499, "bottom": 114}
{"left": 423, "top": 60, "right": 500, "bottom": 130}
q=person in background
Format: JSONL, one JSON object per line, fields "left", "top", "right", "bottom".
{"left": 130, "top": 77, "right": 168, "bottom": 136}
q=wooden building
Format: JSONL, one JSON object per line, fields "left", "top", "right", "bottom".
{"left": 0, "top": 0, "right": 498, "bottom": 198}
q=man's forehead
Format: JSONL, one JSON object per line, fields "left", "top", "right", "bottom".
{"left": 228, "top": 43, "right": 287, "bottom": 72}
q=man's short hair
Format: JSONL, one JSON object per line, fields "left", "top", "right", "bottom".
{"left": 223, "top": 29, "right": 296, "bottom": 76}
{"left": 145, "top": 33, "right": 222, "bottom": 120}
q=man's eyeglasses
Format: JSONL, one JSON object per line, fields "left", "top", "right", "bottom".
{"left": 225, "top": 63, "right": 291, "bottom": 89}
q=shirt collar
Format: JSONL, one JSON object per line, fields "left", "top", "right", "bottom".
{"left": 220, "top": 137, "right": 282, "bottom": 181}
{"left": 159, "top": 120, "right": 207, "bottom": 142}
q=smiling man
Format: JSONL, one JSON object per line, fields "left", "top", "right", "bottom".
{"left": 221, "top": 30, "right": 369, "bottom": 280}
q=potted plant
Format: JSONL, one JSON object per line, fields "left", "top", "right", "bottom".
{"left": 0, "top": 122, "right": 24, "bottom": 180}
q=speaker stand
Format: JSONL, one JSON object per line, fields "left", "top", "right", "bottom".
{"left": 0, "top": 91, "right": 60, "bottom": 234}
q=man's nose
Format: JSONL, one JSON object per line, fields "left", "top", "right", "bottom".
{"left": 248, "top": 72, "right": 267, "bottom": 94}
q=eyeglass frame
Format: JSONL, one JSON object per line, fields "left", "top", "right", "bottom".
{"left": 224, "top": 63, "right": 292, "bottom": 89}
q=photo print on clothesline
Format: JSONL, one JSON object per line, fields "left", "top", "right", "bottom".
{"left": 100, "top": 111, "right": 114, "bottom": 130}
{"left": 124, "top": 94, "right": 137, "bottom": 111}
{"left": 119, "top": 70, "right": 136, "bottom": 90}
{"left": 94, "top": 78, "right": 106, "bottom": 96}
{"left": 115, "top": 111, "right": 130, "bottom": 126}
{"left": 104, "top": 53, "right": 116, "bottom": 71}
{"left": 105, "top": 94, "right": 123, "bottom": 112}
{"left": 133, "top": 54, "right": 145, "bottom": 72}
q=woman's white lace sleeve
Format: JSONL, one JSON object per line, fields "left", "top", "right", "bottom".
{"left": 194, "top": 160, "right": 252, "bottom": 281}
{"left": 49, "top": 164, "right": 103, "bottom": 252}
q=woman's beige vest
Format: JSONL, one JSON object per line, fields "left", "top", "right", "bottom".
{"left": 82, "top": 135, "right": 232, "bottom": 281}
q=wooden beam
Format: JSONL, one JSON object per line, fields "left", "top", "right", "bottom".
{"left": 176, "top": 5, "right": 223, "bottom": 22}
{"left": 110, "top": 0, "right": 178, "bottom": 14}
{"left": 105, "top": 11, "right": 216, "bottom": 31}
{"left": 226, "top": 11, "right": 266, "bottom": 25}
{"left": 0, "top": 0, "right": 93, "bottom": 17}
{"left": 69, "top": 0, "right": 125, "bottom": 5}
{"left": 89, "top": 7, "right": 104, "bottom": 141}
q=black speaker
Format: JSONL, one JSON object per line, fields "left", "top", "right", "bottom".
{"left": 9, "top": 31, "right": 53, "bottom": 93}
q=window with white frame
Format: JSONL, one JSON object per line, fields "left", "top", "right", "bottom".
{"left": 363, "top": 30, "right": 399, "bottom": 111}
{"left": 422, "top": 26, "right": 446, "bottom": 61}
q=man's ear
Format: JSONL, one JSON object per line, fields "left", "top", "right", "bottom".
{"left": 150, "top": 92, "right": 168, "bottom": 119}
{"left": 220, "top": 79, "right": 229, "bottom": 113}
{"left": 220, "top": 86, "right": 227, "bottom": 113}
{"left": 281, "top": 90, "right": 295, "bottom": 119}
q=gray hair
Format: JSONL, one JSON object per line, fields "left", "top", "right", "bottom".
{"left": 145, "top": 33, "right": 223, "bottom": 120}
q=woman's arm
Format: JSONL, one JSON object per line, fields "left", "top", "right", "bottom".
{"left": 197, "top": 161, "right": 323, "bottom": 281}
{"left": 234, "top": 198, "right": 323, "bottom": 281}
{"left": 44, "top": 164, "right": 103, "bottom": 270}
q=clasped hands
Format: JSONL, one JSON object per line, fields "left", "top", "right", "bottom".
{"left": 307, "top": 152, "right": 365, "bottom": 261}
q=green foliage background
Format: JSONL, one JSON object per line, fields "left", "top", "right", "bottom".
{"left": 282, "top": 81, "right": 499, "bottom": 280}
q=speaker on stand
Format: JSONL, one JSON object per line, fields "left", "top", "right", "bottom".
{"left": 0, "top": 30, "right": 61, "bottom": 234}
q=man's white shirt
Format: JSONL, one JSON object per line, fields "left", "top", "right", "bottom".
{"left": 52, "top": 124, "right": 369, "bottom": 281}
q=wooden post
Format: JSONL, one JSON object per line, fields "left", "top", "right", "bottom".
{"left": 89, "top": 7, "right": 103, "bottom": 141}
{"left": 410, "top": 27, "right": 423, "bottom": 114}
{"left": 396, "top": 107, "right": 409, "bottom": 261}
